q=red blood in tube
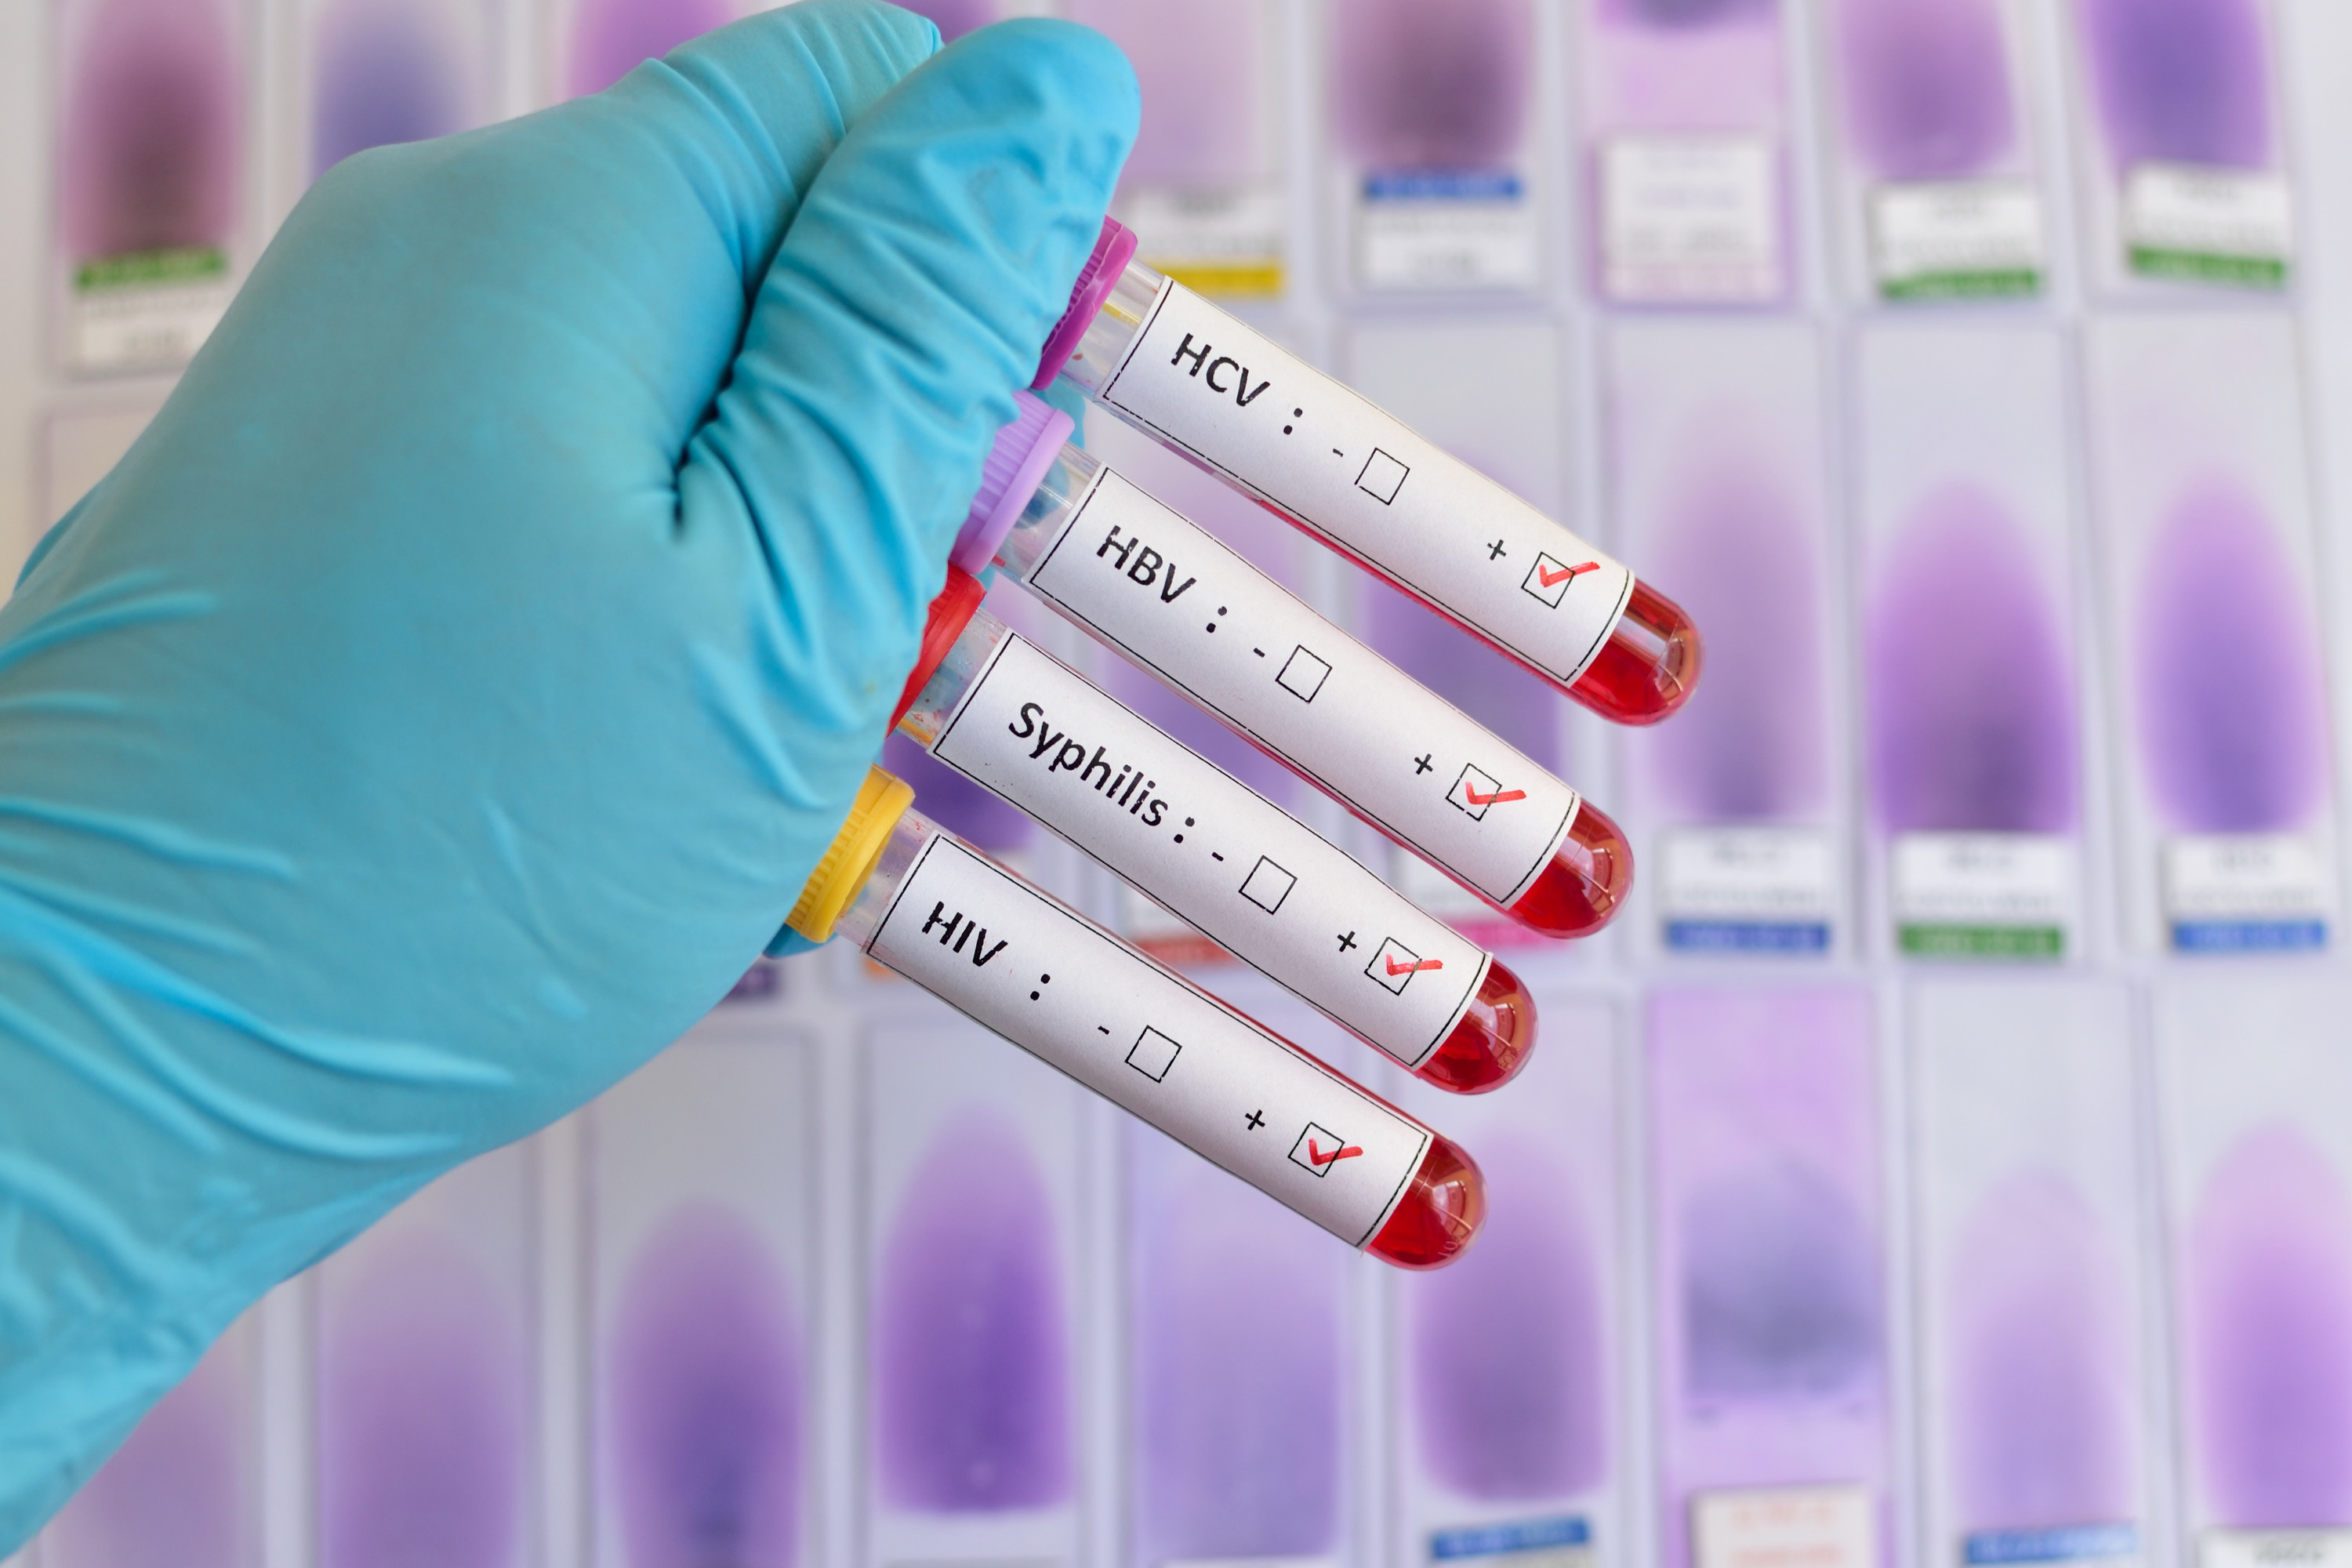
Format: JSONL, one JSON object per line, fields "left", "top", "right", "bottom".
{"left": 1570, "top": 577, "right": 1704, "bottom": 727}
{"left": 1416, "top": 958, "right": 1537, "bottom": 1094}
{"left": 1506, "top": 798, "right": 1633, "bottom": 940}
{"left": 1367, "top": 1131, "right": 1487, "bottom": 1270}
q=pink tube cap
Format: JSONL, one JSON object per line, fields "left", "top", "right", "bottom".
{"left": 950, "top": 391, "right": 1074, "bottom": 575}
{"left": 1030, "top": 216, "right": 1138, "bottom": 390}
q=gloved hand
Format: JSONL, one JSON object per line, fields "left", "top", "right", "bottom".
{"left": 0, "top": 2, "right": 1135, "bottom": 1545}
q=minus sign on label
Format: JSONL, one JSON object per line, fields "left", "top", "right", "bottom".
{"left": 1211, "top": 853, "right": 1224, "bottom": 862}
{"left": 1332, "top": 448, "right": 1345, "bottom": 457}
{"left": 1098, "top": 1025, "right": 1110, "bottom": 1035}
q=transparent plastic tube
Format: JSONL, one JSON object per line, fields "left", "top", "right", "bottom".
{"left": 897, "top": 596, "right": 1534, "bottom": 1092}
{"left": 836, "top": 806, "right": 1486, "bottom": 1269}
{"left": 976, "top": 426, "right": 1632, "bottom": 942}
{"left": 1038, "top": 225, "right": 1702, "bottom": 725}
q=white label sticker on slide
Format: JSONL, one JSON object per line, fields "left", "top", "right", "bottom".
{"left": 1692, "top": 1485, "right": 1875, "bottom": 1568}
{"left": 866, "top": 835, "right": 1430, "bottom": 1247}
{"left": 2201, "top": 1531, "right": 2352, "bottom": 1568}
{"left": 2162, "top": 834, "right": 2333, "bottom": 952}
{"left": 1600, "top": 136, "right": 1782, "bottom": 303}
{"left": 1660, "top": 827, "right": 1835, "bottom": 954}
{"left": 1356, "top": 169, "right": 1540, "bottom": 292}
{"left": 928, "top": 633, "right": 1484, "bottom": 1068}
{"left": 1023, "top": 469, "right": 1580, "bottom": 907}
{"left": 2124, "top": 164, "right": 2292, "bottom": 287}
{"left": 1892, "top": 833, "right": 2072, "bottom": 959}
{"left": 1868, "top": 180, "right": 2043, "bottom": 299}
{"left": 1094, "top": 283, "right": 1633, "bottom": 690}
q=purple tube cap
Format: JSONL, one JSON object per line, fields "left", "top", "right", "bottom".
{"left": 1032, "top": 216, "right": 1138, "bottom": 390}
{"left": 951, "top": 390, "right": 1074, "bottom": 575}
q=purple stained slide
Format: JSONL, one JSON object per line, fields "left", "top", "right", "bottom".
{"left": 311, "top": 0, "right": 463, "bottom": 176}
{"left": 2187, "top": 1126, "right": 2352, "bottom": 1527}
{"left": 2078, "top": 0, "right": 2271, "bottom": 171}
{"left": 59, "top": 0, "right": 241, "bottom": 263}
{"left": 1949, "top": 1172, "right": 2133, "bottom": 1532}
{"left": 568, "top": 0, "right": 734, "bottom": 98}
{"left": 1611, "top": 0, "right": 1776, "bottom": 31}
{"left": 1068, "top": 0, "right": 1259, "bottom": 188}
{"left": 1333, "top": 0, "right": 1533, "bottom": 172}
{"left": 1835, "top": 0, "right": 2015, "bottom": 180}
{"left": 1133, "top": 1145, "right": 1343, "bottom": 1561}
{"left": 320, "top": 1229, "right": 527, "bottom": 1568}
{"left": 608, "top": 1201, "right": 804, "bottom": 1568}
{"left": 1649, "top": 986, "right": 1886, "bottom": 1568}
{"left": 1646, "top": 455, "right": 1825, "bottom": 822}
{"left": 1867, "top": 485, "right": 2078, "bottom": 835}
{"left": 43, "top": 1337, "right": 247, "bottom": 1568}
{"left": 1411, "top": 1129, "right": 1606, "bottom": 1501}
{"left": 883, "top": 732, "right": 1036, "bottom": 851}
{"left": 2133, "top": 480, "right": 2328, "bottom": 835}
{"left": 873, "top": 1108, "right": 1071, "bottom": 1513}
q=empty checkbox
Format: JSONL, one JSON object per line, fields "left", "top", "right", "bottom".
{"left": 1356, "top": 448, "right": 1408, "bottom": 504}
{"left": 1277, "top": 645, "right": 1331, "bottom": 702}
{"left": 1240, "top": 856, "right": 1297, "bottom": 913}
{"left": 1126, "top": 1026, "right": 1181, "bottom": 1082}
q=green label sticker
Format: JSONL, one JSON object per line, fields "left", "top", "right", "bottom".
{"left": 75, "top": 246, "right": 227, "bottom": 293}
{"left": 1899, "top": 924, "right": 2064, "bottom": 959}
{"left": 2127, "top": 247, "right": 2287, "bottom": 289}
{"left": 1881, "top": 268, "right": 2042, "bottom": 302}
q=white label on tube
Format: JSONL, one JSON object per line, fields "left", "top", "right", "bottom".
{"left": 1355, "top": 169, "right": 1540, "bottom": 292}
{"left": 1599, "top": 136, "right": 1782, "bottom": 303}
{"left": 1091, "top": 284, "right": 1634, "bottom": 691}
{"left": 2161, "top": 834, "right": 2333, "bottom": 952}
{"left": 1022, "top": 467, "right": 1580, "bottom": 906}
{"left": 927, "top": 633, "right": 1486, "bottom": 1068}
{"left": 2123, "top": 165, "right": 2292, "bottom": 285}
{"left": 865, "top": 833, "right": 1431, "bottom": 1248}
{"left": 1892, "top": 833, "right": 2072, "bottom": 958}
{"left": 2201, "top": 1532, "right": 2352, "bottom": 1568}
{"left": 1867, "top": 180, "right": 2044, "bottom": 299}
{"left": 1692, "top": 1486, "right": 1875, "bottom": 1568}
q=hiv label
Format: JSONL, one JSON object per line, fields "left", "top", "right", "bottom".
{"left": 865, "top": 834, "right": 1431, "bottom": 1248}
{"left": 1022, "top": 466, "right": 1581, "bottom": 906}
{"left": 1090, "top": 281, "right": 1635, "bottom": 691}
{"left": 926, "top": 632, "right": 1486, "bottom": 1067}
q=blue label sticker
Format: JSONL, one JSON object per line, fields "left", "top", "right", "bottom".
{"left": 1432, "top": 1515, "right": 1592, "bottom": 1559}
{"left": 2172, "top": 920, "right": 2328, "bottom": 953}
{"left": 1665, "top": 920, "right": 1832, "bottom": 954}
{"left": 1364, "top": 169, "right": 1526, "bottom": 203}
{"left": 1963, "top": 1524, "right": 2139, "bottom": 1565}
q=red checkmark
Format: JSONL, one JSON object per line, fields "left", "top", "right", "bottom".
{"left": 1537, "top": 559, "right": 1599, "bottom": 588}
{"left": 1308, "top": 1138, "right": 1365, "bottom": 1167}
{"left": 1464, "top": 785, "right": 1527, "bottom": 807}
{"left": 1385, "top": 954, "right": 1444, "bottom": 977}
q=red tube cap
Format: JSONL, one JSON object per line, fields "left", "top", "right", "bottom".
{"left": 888, "top": 566, "right": 987, "bottom": 731}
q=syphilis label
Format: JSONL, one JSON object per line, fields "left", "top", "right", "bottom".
{"left": 1021, "top": 467, "right": 1581, "bottom": 907}
{"left": 927, "top": 633, "right": 1485, "bottom": 1068}
{"left": 865, "top": 833, "right": 1431, "bottom": 1247}
{"left": 1091, "top": 281, "right": 1635, "bottom": 691}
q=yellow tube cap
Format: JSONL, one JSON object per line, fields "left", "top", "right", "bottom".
{"left": 786, "top": 765, "right": 915, "bottom": 943}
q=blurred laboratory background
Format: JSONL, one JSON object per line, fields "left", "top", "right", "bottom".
{"left": 5, "top": 0, "right": 2352, "bottom": 1566}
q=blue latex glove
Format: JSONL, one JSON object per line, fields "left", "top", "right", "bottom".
{"left": 0, "top": 2, "right": 1134, "bottom": 1544}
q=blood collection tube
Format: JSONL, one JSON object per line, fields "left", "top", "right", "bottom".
{"left": 887, "top": 568, "right": 1534, "bottom": 1093}
{"left": 945, "top": 392, "right": 1632, "bottom": 943}
{"left": 1033, "top": 219, "right": 1702, "bottom": 726}
{"left": 789, "top": 767, "right": 1486, "bottom": 1268}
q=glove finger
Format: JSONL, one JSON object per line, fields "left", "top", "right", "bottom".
{"left": 681, "top": 19, "right": 1138, "bottom": 768}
